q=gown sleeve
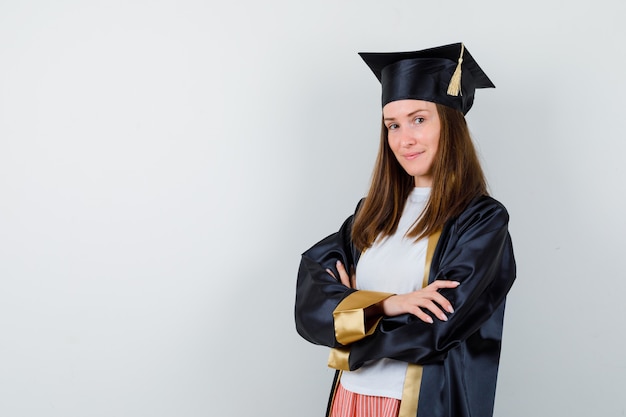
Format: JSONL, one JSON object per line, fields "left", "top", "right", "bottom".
{"left": 295, "top": 201, "right": 393, "bottom": 349}
{"left": 346, "top": 196, "right": 516, "bottom": 370}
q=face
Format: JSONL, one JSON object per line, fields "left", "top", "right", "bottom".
{"left": 383, "top": 99, "right": 440, "bottom": 187}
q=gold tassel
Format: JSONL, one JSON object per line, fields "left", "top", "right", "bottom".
{"left": 446, "top": 43, "right": 464, "bottom": 96}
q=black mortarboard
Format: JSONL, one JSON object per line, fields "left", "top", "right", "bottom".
{"left": 359, "top": 43, "right": 494, "bottom": 114}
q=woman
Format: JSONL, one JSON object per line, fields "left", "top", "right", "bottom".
{"left": 295, "top": 43, "right": 516, "bottom": 417}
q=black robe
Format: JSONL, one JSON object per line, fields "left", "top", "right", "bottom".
{"left": 295, "top": 195, "right": 516, "bottom": 417}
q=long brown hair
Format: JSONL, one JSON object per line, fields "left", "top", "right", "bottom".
{"left": 351, "top": 103, "right": 487, "bottom": 250}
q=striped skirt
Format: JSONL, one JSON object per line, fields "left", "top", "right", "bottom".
{"left": 330, "top": 383, "right": 400, "bottom": 417}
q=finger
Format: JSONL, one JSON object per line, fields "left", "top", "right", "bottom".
{"left": 349, "top": 265, "right": 357, "bottom": 288}
{"left": 420, "top": 300, "right": 448, "bottom": 321}
{"left": 408, "top": 306, "right": 434, "bottom": 324}
{"left": 429, "top": 280, "right": 461, "bottom": 289}
{"left": 417, "top": 289, "right": 454, "bottom": 314}
{"left": 430, "top": 293, "right": 455, "bottom": 314}
{"left": 336, "top": 261, "right": 351, "bottom": 287}
{"left": 325, "top": 268, "right": 336, "bottom": 279}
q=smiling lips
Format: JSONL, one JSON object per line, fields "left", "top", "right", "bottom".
{"left": 403, "top": 151, "right": 424, "bottom": 160}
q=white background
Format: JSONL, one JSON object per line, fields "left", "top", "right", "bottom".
{"left": 1, "top": 1, "right": 625, "bottom": 416}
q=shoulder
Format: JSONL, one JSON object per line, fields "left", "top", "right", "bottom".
{"left": 355, "top": 198, "right": 366, "bottom": 213}
{"left": 462, "top": 195, "right": 509, "bottom": 219}
{"left": 452, "top": 195, "right": 510, "bottom": 235}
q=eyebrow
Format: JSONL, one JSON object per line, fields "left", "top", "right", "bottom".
{"left": 383, "top": 109, "right": 430, "bottom": 121}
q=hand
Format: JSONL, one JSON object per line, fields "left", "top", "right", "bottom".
{"left": 380, "top": 280, "right": 460, "bottom": 323}
{"left": 326, "top": 260, "right": 356, "bottom": 288}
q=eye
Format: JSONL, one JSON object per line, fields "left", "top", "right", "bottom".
{"left": 413, "top": 117, "right": 425, "bottom": 125}
{"left": 387, "top": 123, "right": 399, "bottom": 130}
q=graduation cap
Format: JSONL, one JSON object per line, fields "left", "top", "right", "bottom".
{"left": 359, "top": 43, "right": 494, "bottom": 114}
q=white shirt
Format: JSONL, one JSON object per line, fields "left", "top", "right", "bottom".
{"left": 340, "top": 187, "right": 430, "bottom": 399}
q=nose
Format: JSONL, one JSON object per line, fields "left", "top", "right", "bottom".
{"left": 400, "top": 128, "right": 416, "bottom": 147}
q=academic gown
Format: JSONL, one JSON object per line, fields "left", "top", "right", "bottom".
{"left": 294, "top": 195, "right": 516, "bottom": 417}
